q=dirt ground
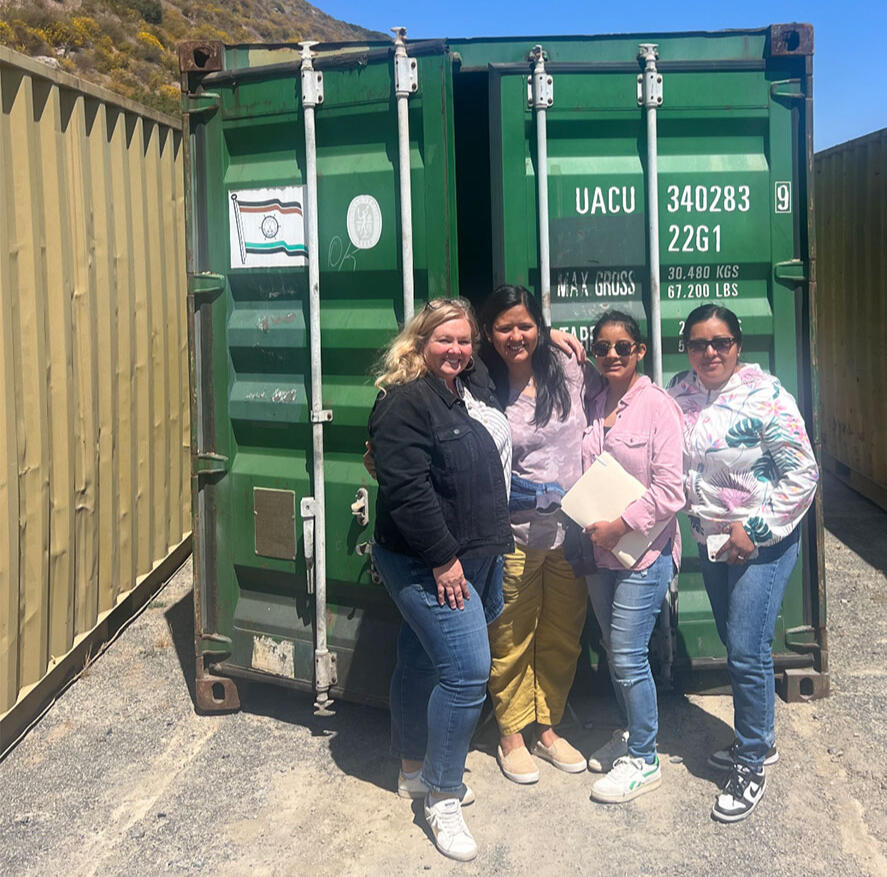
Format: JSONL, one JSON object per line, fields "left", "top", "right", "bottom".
{"left": 1, "top": 471, "right": 886, "bottom": 876}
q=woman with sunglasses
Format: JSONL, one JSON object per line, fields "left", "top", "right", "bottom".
{"left": 581, "top": 311, "right": 685, "bottom": 804}
{"left": 480, "top": 285, "right": 595, "bottom": 785}
{"left": 668, "top": 304, "right": 818, "bottom": 823}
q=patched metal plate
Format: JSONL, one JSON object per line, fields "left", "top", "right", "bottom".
{"left": 253, "top": 488, "right": 297, "bottom": 559}
{"left": 251, "top": 634, "right": 296, "bottom": 678}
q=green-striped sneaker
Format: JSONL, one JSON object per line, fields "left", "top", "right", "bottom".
{"left": 590, "top": 755, "right": 662, "bottom": 803}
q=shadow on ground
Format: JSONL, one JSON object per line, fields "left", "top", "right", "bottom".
{"left": 822, "top": 471, "right": 887, "bottom": 574}
{"left": 162, "top": 581, "right": 731, "bottom": 795}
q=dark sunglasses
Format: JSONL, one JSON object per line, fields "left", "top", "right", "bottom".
{"left": 591, "top": 340, "right": 637, "bottom": 357}
{"left": 686, "top": 336, "right": 736, "bottom": 355}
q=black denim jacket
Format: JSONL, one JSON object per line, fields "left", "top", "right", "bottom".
{"left": 368, "top": 362, "right": 513, "bottom": 568}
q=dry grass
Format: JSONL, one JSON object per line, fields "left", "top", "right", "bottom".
{"left": 0, "top": 0, "right": 383, "bottom": 115}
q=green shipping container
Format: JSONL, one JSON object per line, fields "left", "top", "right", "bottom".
{"left": 179, "top": 24, "right": 827, "bottom": 714}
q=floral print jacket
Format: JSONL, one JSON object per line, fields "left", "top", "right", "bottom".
{"left": 667, "top": 363, "right": 818, "bottom": 548}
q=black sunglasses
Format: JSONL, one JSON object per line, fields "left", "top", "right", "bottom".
{"left": 591, "top": 340, "right": 637, "bottom": 357}
{"left": 686, "top": 336, "right": 737, "bottom": 355}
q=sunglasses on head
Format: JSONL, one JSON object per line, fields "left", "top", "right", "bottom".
{"left": 686, "top": 336, "right": 736, "bottom": 355}
{"left": 422, "top": 296, "right": 472, "bottom": 312}
{"left": 591, "top": 340, "right": 637, "bottom": 357}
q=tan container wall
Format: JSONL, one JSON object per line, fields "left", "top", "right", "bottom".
{"left": 0, "top": 46, "right": 190, "bottom": 720}
{"left": 814, "top": 128, "right": 887, "bottom": 510}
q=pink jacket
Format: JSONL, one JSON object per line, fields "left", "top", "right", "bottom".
{"left": 582, "top": 375, "right": 684, "bottom": 571}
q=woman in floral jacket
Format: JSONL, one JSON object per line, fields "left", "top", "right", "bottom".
{"left": 668, "top": 304, "right": 818, "bottom": 825}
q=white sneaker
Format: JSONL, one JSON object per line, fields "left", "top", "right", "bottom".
{"left": 590, "top": 755, "right": 662, "bottom": 803}
{"left": 711, "top": 763, "right": 766, "bottom": 823}
{"left": 424, "top": 796, "right": 478, "bottom": 862}
{"left": 397, "top": 771, "right": 475, "bottom": 805}
{"left": 587, "top": 729, "right": 629, "bottom": 773}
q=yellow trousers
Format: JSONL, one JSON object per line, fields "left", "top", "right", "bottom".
{"left": 487, "top": 544, "right": 588, "bottom": 735}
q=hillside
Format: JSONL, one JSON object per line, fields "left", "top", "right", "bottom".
{"left": 0, "top": 0, "right": 383, "bottom": 116}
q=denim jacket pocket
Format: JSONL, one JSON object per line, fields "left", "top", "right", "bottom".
{"left": 432, "top": 425, "right": 478, "bottom": 472}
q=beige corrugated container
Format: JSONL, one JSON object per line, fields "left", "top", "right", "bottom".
{"left": 814, "top": 127, "right": 887, "bottom": 511}
{"left": 0, "top": 46, "right": 190, "bottom": 750}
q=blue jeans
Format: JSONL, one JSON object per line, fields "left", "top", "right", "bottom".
{"left": 586, "top": 547, "right": 674, "bottom": 762}
{"left": 371, "top": 543, "right": 504, "bottom": 794}
{"left": 697, "top": 527, "right": 801, "bottom": 771}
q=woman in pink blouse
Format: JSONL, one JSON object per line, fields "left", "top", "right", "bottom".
{"left": 581, "top": 311, "right": 684, "bottom": 804}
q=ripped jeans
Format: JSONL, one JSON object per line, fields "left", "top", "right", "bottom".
{"left": 586, "top": 547, "right": 673, "bottom": 762}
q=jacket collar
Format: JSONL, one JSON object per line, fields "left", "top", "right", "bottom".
{"left": 591, "top": 373, "right": 652, "bottom": 415}
{"left": 618, "top": 374, "right": 652, "bottom": 407}
{"left": 421, "top": 371, "right": 463, "bottom": 408}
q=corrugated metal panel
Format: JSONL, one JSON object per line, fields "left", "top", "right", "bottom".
{"left": 815, "top": 128, "right": 887, "bottom": 510}
{"left": 0, "top": 45, "right": 191, "bottom": 720}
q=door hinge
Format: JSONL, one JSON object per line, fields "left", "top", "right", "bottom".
{"left": 774, "top": 260, "right": 808, "bottom": 286}
{"left": 770, "top": 79, "right": 804, "bottom": 101}
{"left": 184, "top": 92, "right": 221, "bottom": 116}
{"left": 194, "top": 452, "right": 228, "bottom": 476}
{"left": 188, "top": 272, "right": 225, "bottom": 300}
{"left": 198, "top": 632, "right": 232, "bottom": 658}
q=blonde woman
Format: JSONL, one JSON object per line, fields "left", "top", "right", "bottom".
{"left": 369, "top": 298, "right": 513, "bottom": 862}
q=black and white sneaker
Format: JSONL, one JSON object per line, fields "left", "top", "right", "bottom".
{"left": 711, "top": 763, "right": 766, "bottom": 823}
{"left": 708, "top": 740, "right": 779, "bottom": 770}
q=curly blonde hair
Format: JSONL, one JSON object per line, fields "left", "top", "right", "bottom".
{"left": 374, "top": 298, "right": 479, "bottom": 391}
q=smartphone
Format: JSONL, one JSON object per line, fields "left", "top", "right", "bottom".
{"left": 706, "top": 534, "right": 731, "bottom": 562}
{"left": 706, "top": 533, "right": 758, "bottom": 563}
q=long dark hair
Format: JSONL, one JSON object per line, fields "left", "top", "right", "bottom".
{"left": 681, "top": 304, "right": 743, "bottom": 346}
{"left": 480, "top": 285, "right": 571, "bottom": 427}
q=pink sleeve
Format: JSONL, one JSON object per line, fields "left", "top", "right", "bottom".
{"left": 620, "top": 395, "right": 685, "bottom": 536}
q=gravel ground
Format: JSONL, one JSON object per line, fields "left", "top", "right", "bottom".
{"left": 1, "top": 472, "right": 885, "bottom": 876}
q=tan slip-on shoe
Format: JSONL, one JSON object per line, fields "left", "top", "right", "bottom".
{"left": 532, "top": 737, "right": 587, "bottom": 773}
{"left": 497, "top": 744, "right": 540, "bottom": 784}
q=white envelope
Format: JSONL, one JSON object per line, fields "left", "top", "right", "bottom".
{"left": 560, "top": 451, "right": 669, "bottom": 569}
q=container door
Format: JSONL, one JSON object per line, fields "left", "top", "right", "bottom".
{"left": 489, "top": 32, "right": 820, "bottom": 687}
{"left": 184, "top": 42, "right": 458, "bottom": 706}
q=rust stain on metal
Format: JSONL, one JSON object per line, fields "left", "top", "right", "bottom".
{"left": 178, "top": 41, "right": 223, "bottom": 75}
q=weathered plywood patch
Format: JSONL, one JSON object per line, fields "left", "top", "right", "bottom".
{"left": 250, "top": 635, "right": 295, "bottom": 678}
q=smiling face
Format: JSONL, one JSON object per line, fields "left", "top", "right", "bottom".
{"left": 423, "top": 317, "right": 473, "bottom": 388}
{"left": 592, "top": 322, "right": 645, "bottom": 384}
{"left": 489, "top": 304, "right": 540, "bottom": 373}
{"left": 687, "top": 317, "right": 741, "bottom": 390}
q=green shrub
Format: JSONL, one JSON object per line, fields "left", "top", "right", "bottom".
{"left": 107, "top": 0, "right": 161, "bottom": 25}
{"left": 132, "top": 0, "right": 161, "bottom": 24}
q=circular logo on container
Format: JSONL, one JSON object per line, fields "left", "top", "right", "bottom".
{"left": 260, "top": 215, "right": 279, "bottom": 239}
{"left": 346, "top": 195, "right": 382, "bottom": 250}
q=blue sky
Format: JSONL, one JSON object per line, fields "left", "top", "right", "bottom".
{"left": 323, "top": 0, "right": 884, "bottom": 151}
